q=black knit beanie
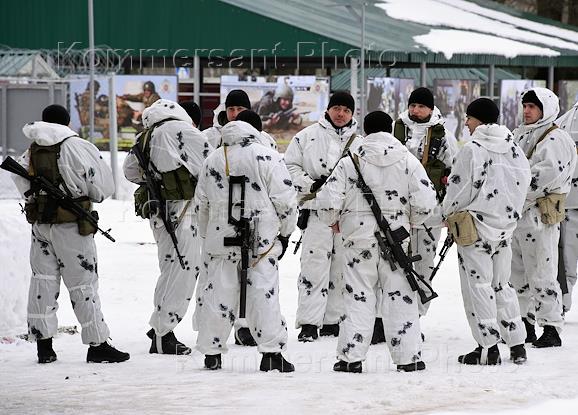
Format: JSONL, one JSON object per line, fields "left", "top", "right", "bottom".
{"left": 327, "top": 91, "right": 355, "bottom": 113}
{"left": 364, "top": 111, "right": 393, "bottom": 135}
{"left": 466, "top": 98, "right": 500, "bottom": 124}
{"left": 521, "top": 90, "right": 544, "bottom": 113}
{"left": 42, "top": 104, "right": 70, "bottom": 126}
{"left": 180, "top": 101, "right": 202, "bottom": 128}
{"left": 236, "top": 110, "right": 263, "bottom": 132}
{"left": 408, "top": 87, "right": 434, "bottom": 110}
{"left": 225, "top": 89, "right": 251, "bottom": 109}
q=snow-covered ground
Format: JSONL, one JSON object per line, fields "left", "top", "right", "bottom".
{"left": 1, "top": 197, "right": 577, "bottom": 414}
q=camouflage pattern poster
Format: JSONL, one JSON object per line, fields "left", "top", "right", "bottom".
{"left": 220, "top": 75, "right": 330, "bottom": 149}
{"left": 366, "top": 77, "right": 415, "bottom": 122}
{"left": 434, "top": 80, "right": 480, "bottom": 142}
{"left": 68, "top": 75, "right": 178, "bottom": 150}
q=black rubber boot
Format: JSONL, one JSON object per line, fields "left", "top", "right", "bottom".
{"left": 510, "top": 344, "right": 527, "bottom": 364}
{"left": 523, "top": 318, "right": 537, "bottom": 344}
{"left": 458, "top": 344, "right": 501, "bottom": 365}
{"left": 319, "top": 324, "right": 340, "bottom": 337}
{"left": 333, "top": 360, "right": 362, "bottom": 373}
{"left": 234, "top": 327, "right": 257, "bottom": 346}
{"left": 37, "top": 338, "right": 57, "bottom": 364}
{"left": 259, "top": 353, "right": 295, "bottom": 372}
{"left": 532, "top": 325, "right": 561, "bottom": 348}
{"left": 370, "top": 318, "right": 386, "bottom": 345}
{"left": 397, "top": 361, "right": 426, "bottom": 372}
{"left": 87, "top": 341, "right": 130, "bottom": 363}
{"left": 204, "top": 354, "right": 222, "bottom": 370}
{"left": 147, "top": 329, "right": 192, "bottom": 355}
{"left": 298, "top": 324, "right": 318, "bottom": 342}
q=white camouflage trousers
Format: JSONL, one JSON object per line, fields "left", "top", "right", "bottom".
{"left": 295, "top": 211, "right": 344, "bottom": 328}
{"left": 411, "top": 226, "right": 442, "bottom": 316}
{"left": 28, "top": 223, "right": 109, "bottom": 345}
{"left": 560, "top": 209, "right": 578, "bottom": 311}
{"left": 149, "top": 206, "right": 200, "bottom": 336}
{"left": 337, "top": 246, "right": 422, "bottom": 365}
{"left": 457, "top": 238, "right": 526, "bottom": 348}
{"left": 511, "top": 207, "right": 564, "bottom": 329}
{"left": 195, "top": 241, "right": 288, "bottom": 355}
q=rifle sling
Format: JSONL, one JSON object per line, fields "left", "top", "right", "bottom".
{"left": 421, "top": 128, "right": 432, "bottom": 166}
{"left": 299, "top": 133, "right": 358, "bottom": 205}
{"left": 526, "top": 124, "right": 558, "bottom": 159}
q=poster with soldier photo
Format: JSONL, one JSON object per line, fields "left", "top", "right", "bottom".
{"left": 68, "top": 75, "right": 178, "bottom": 150}
{"left": 366, "top": 77, "right": 415, "bottom": 122}
{"left": 499, "top": 80, "right": 546, "bottom": 131}
{"left": 220, "top": 75, "right": 330, "bottom": 150}
{"left": 559, "top": 80, "right": 578, "bottom": 115}
{"left": 434, "top": 80, "right": 480, "bottom": 142}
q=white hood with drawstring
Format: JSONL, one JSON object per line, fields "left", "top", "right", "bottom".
{"left": 443, "top": 124, "right": 531, "bottom": 241}
{"left": 513, "top": 87, "right": 577, "bottom": 211}
{"left": 194, "top": 120, "right": 297, "bottom": 256}
{"left": 315, "top": 131, "right": 437, "bottom": 248}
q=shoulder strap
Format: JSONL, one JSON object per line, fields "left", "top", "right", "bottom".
{"left": 526, "top": 124, "right": 558, "bottom": 159}
{"left": 421, "top": 128, "right": 432, "bottom": 166}
{"left": 341, "top": 134, "right": 357, "bottom": 159}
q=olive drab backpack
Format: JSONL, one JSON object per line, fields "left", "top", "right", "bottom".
{"left": 394, "top": 119, "right": 448, "bottom": 201}
{"left": 133, "top": 119, "right": 198, "bottom": 219}
{"left": 26, "top": 137, "right": 97, "bottom": 235}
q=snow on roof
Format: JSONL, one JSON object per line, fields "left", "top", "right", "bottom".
{"left": 376, "top": 0, "right": 578, "bottom": 58}
{"left": 415, "top": 29, "right": 560, "bottom": 60}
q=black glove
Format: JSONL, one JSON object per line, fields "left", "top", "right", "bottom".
{"left": 277, "top": 234, "right": 290, "bottom": 260}
{"left": 310, "top": 175, "right": 328, "bottom": 193}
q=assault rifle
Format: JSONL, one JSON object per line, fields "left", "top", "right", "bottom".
{"left": 131, "top": 143, "right": 186, "bottom": 269}
{"left": 430, "top": 235, "right": 454, "bottom": 281}
{"left": 348, "top": 152, "right": 438, "bottom": 304}
{"left": 223, "top": 175, "right": 258, "bottom": 318}
{"left": 1, "top": 156, "right": 115, "bottom": 242}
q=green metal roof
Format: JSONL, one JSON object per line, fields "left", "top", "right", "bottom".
{"left": 1, "top": 0, "right": 577, "bottom": 67}
{"left": 0, "top": 0, "right": 352, "bottom": 58}
{"left": 220, "top": 0, "right": 578, "bottom": 67}
{"left": 331, "top": 67, "right": 522, "bottom": 91}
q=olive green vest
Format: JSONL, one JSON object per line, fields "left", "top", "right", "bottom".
{"left": 26, "top": 138, "right": 96, "bottom": 235}
{"left": 393, "top": 119, "right": 448, "bottom": 201}
{"left": 133, "top": 119, "right": 198, "bottom": 219}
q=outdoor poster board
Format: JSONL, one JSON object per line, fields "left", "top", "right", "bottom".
{"left": 220, "top": 75, "right": 330, "bottom": 149}
{"left": 69, "top": 75, "right": 178, "bottom": 150}
{"left": 366, "top": 77, "right": 415, "bottom": 122}
{"left": 434, "top": 80, "right": 481, "bottom": 142}
{"left": 500, "top": 80, "right": 546, "bottom": 131}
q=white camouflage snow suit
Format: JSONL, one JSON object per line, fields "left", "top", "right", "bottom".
{"left": 511, "top": 88, "right": 577, "bottom": 331}
{"left": 284, "top": 115, "right": 362, "bottom": 329}
{"left": 315, "top": 131, "right": 436, "bottom": 364}
{"left": 442, "top": 124, "right": 531, "bottom": 348}
{"left": 123, "top": 99, "right": 212, "bottom": 337}
{"left": 194, "top": 120, "right": 297, "bottom": 355}
{"left": 556, "top": 102, "right": 578, "bottom": 312}
{"left": 12, "top": 121, "right": 114, "bottom": 345}
{"left": 394, "top": 107, "right": 458, "bottom": 316}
